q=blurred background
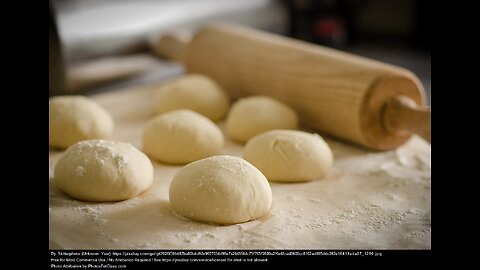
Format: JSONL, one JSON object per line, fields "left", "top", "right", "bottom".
{"left": 49, "top": 0, "right": 430, "bottom": 104}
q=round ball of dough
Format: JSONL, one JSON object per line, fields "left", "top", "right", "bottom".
{"left": 54, "top": 140, "right": 153, "bottom": 202}
{"left": 154, "top": 74, "right": 230, "bottom": 121}
{"left": 169, "top": 155, "right": 272, "bottom": 225}
{"left": 49, "top": 96, "right": 114, "bottom": 149}
{"left": 226, "top": 96, "right": 298, "bottom": 143}
{"left": 143, "top": 110, "right": 224, "bottom": 164}
{"left": 243, "top": 130, "right": 333, "bottom": 182}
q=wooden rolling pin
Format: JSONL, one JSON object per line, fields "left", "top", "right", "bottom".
{"left": 152, "top": 23, "right": 431, "bottom": 150}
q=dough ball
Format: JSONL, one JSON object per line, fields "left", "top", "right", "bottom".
{"left": 169, "top": 155, "right": 272, "bottom": 225}
{"left": 54, "top": 140, "right": 153, "bottom": 202}
{"left": 49, "top": 96, "right": 114, "bottom": 149}
{"left": 143, "top": 110, "right": 224, "bottom": 164}
{"left": 154, "top": 74, "right": 230, "bottom": 121}
{"left": 243, "top": 130, "right": 333, "bottom": 182}
{"left": 226, "top": 96, "right": 298, "bottom": 143}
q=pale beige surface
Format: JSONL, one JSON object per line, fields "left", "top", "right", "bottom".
{"left": 49, "top": 82, "right": 431, "bottom": 249}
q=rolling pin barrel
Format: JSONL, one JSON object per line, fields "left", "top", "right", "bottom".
{"left": 154, "top": 24, "right": 430, "bottom": 150}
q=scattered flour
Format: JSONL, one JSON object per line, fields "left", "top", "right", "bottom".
{"left": 48, "top": 83, "right": 431, "bottom": 249}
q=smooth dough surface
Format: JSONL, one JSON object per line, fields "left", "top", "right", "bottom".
{"left": 169, "top": 155, "right": 272, "bottom": 225}
{"left": 54, "top": 140, "right": 153, "bottom": 202}
{"left": 154, "top": 74, "right": 230, "bottom": 121}
{"left": 49, "top": 95, "right": 114, "bottom": 149}
{"left": 243, "top": 130, "right": 333, "bottom": 182}
{"left": 226, "top": 96, "right": 298, "bottom": 143}
{"left": 143, "top": 110, "right": 224, "bottom": 164}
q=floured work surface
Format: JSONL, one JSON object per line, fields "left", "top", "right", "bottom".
{"left": 49, "top": 83, "right": 431, "bottom": 249}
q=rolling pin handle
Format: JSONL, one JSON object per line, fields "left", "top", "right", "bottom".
{"left": 383, "top": 95, "right": 431, "bottom": 143}
{"left": 149, "top": 32, "right": 191, "bottom": 63}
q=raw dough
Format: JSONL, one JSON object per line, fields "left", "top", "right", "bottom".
{"left": 49, "top": 95, "right": 114, "bottom": 149}
{"left": 243, "top": 130, "right": 333, "bottom": 182}
{"left": 154, "top": 74, "right": 230, "bottom": 121}
{"left": 169, "top": 155, "right": 272, "bottom": 225}
{"left": 226, "top": 95, "right": 298, "bottom": 143}
{"left": 49, "top": 84, "right": 431, "bottom": 249}
{"left": 54, "top": 140, "right": 153, "bottom": 202}
{"left": 142, "top": 110, "right": 224, "bottom": 164}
